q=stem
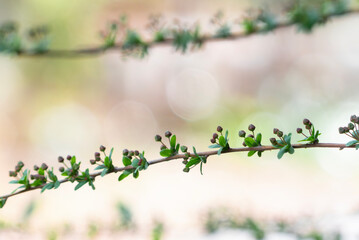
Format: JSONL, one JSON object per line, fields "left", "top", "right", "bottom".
{"left": 9, "top": 9, "right": 359, "bottom": 58}
{"left": 0, "top": 142, "right": 355, "bottom": 200}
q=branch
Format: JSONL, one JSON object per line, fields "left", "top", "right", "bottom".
{"left": 0, "top": 1, "right": 357, "bottom": 58}
{"left": 0, "top": 143, "right": 355, "bottom": 201}
{"left": 2, "top": 115, "right": 359, "bottom": 209}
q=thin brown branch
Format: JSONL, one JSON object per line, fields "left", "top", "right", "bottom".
{"left": 13, "top": 9, "right": 359, "bottom": 58}
{"left": 0, "top": 143, "right": 355, "bottom": 200}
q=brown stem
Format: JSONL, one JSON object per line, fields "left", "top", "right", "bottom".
{"left": 10, "top": 9, "right": 359, "bottom": 58}
{"left": 0, "top": 142, "right": 356, "bottom": 200}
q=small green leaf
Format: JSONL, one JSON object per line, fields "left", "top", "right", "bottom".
{"left": 74, "top": 181, "right": 87, "bottom": 191}
{"left": 185, "top": 157, "right": 201, "bottom": 168}
{"left": 54, "top": 181, "right": 60, "bottom": 189}
{"left": 277, "top": 145, "right": 289, "bottom": 159}
{"left": 131, "top": 158, "right": 140, "bottom": 167}
{"left": 248, "top": 150, "right": 256, "bottom": 157}
{"left": 101, "top": 168, "right": 108, "bottom": 177}
{"left": 94, "top": 165, "right": 106, "bottom": 170}
{"left": 160, "top": 149, "right": 172, "bottom": 157}
{"left": 356, "top": 145, "right": 359, "bottom": 150}
{"left": 346, "top": 140, "right": 359, "bottom": 147}
{"left": 224, "top": 130, "right": 228, "bottom": 140}
{"left": 218, "top": 136, "right": 226, "bottom": 147}
{"left": 217, "top": 147, "right": 223, "bottom": 155}
{"left": 41, "top": 182, "right": 54, "bottom": 193}
{"left": 209, "top": 144, "right": 221, "bottom": 148}
{"left": 256, "top": 133, "right": 262, "bottom": 144}
{"left": 133, "top": 168, "right": 139, "bottom": 179}
{"left": 170, "top": 135, "right": 176, "bottom": 149}
{"left": 257, "top": 151, "right": 262, "bottom": 157}
{"left": 283, "top": 134, "right": 292, "bottom": 144}
{"left": 0, "top": 198, "right": 7, "bottom": 208}
{"left": 118, "top": 170, "right": 132, "bottom": 182}
{"left": 200, "top": 162, "right": 203, "bottom": 175}
{"left": 122, "top": 156, "right": 132, "bottom": 166}
{"left": 109, "top": 148, "right": 114, "bottom": 159}
{"left": 104, "top": 156, "right": 110, "bottom": 167}
{"left": 9, "top": 180, "right": 19, "bottom": 184}
{"left": 244, "top": 137, "right": 258, "bottom": 147}
{"left": 71, "top": 156, "right": 76, "bottom": 165}
{"left": 288, "top": 146, "right": 295, "bottom": 154}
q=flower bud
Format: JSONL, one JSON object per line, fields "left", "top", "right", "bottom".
{"left": 34, "top": 165, "right": 39, "bottom": 171}
{"left": 181, "top": 146, "right": 188, "bottom": 152}
{"left": 160, "top": 145, "right": 167, "bottom": 150}
{"left": 296, "top": 128, "right": 302, "bottom": 134}
{"left": 41, "top": 163, "right": 48, "bottom": 170}
{"left": 17, "top": 161, "right": 24, "bottom": 168}
{"left": 134, "top": 150, "right": 139, "bottom": 156}
{"left": 213, "top": 133, "right": 218, "bottom": 139}
{"left": 248, "top": 124, "right": 255, "bottom": 131}
{"left": 217, "top": 126, "right": 223, "bottom": 133}
{"left": 210, "top": 138, "right": 216, "bottom": 144}
{"left": 277, "top": 131, "right": 283, "bottom": 137}
{"left": 165, "top": 131, "right": 172, "bottom": 138}
{"left": 303, "top": 118, "right": 310, "bottom": 125}
{"left": 248, "top": 134, "right": 254, "bottom": 138}
{"left": 305, "top": 124, "right": 311, "bottom": 130}
{"left": 99, "top": 145, "right": 106, "bottom": 152}
{"left": 183, "top": 167, "right": 190, "bottom": 173}
{"left": 155, "top": 135, "right": 162, "bottom": 142}
{"left": 238, "top": 130, "right": 246, "bottom": 138}
{"left": 59, "top": 167, "right": 65, "bottom": 172}
{"left": 90, "top": 159, "right": 96, "bottom": 165}
{"left": 123, "top": 149, "right": 129, "bottom": 156}
{"left": 58, "top": 156, "right": 64, "bottom": 163}
{"left": 273, "top": 128, "right": 279, "bottom": 134}
{"left": 242, "top": 141, "right": 247, "bottom": 147}
{"left": 344, "top": 127, "right": 350, "bottom": 133}
{"left": 9, "top": 171, "right": 17, "bottom": 177}
{"left": 270, "top": 138, "right": 277, "bottom": 145}
{"left": 338, "top": 127, "right": 345, "bottom": 134}
{"left": 94, "top": 152, "right": 100, "bottom": 158}
{"left": 350, "top": 115, "right": 357, "bottom": 123}
{"left": 66, "top": 155, "right": 72, "bottom": 161}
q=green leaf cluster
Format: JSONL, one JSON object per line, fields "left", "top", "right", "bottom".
{"left": 159, "top": 135, "right": 180, "bottom": 157}
{"left": 299, "top": 126, "right": 321, "bottom": 144}
{"left": 244, "top": 133, "right": 263, "bottom": 157}
{"left": 209, "top": 130, "right": 230, "bottom": 155}
{"left": 172, "top": 25, "right": 202, "bottom": 53}
{"left": 118, "top": 152, "right": 149, "bottom": 182}
{"left": 184, "top": 147, "right": 208, "bottom": 175}
{"left": 94, "top": 148, "right": 115, "bottom": 177}
{"left": 271, "top": 133, "right": 294, "bottom": 159}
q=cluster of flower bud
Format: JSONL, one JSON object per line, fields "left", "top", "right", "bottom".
{"left": 339, "top": 115, "right": 359, "bottom": 140}
{"left": 9, "top": 161, "right": 25, "bottom": 177}
{"left": 210, "top": 126, "right": 223, "bottom": 144}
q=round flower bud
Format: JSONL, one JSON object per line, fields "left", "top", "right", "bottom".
{"left": 34, "top": 165, "right": 39, "bottom": 171}
{"left": 217, "top": 126, "right": 223, "bottom": 133}
{"left": 273, "top": 128, "right": 279, "bottom": 134}
{"left": 277, "top": 131, "right": 283, "bottom": 137}
{"left": 94, "top": 152, "right": 100, "bottom": 158}
{"left": 41, "top": 163, "right": 48, "bottom": 170}
{"left": 30, "top": 174, "right": 35, "bottom": 180}
{"left": 248, "top": 134, "right": 254, "bottom": 139}
{"left": 338, "top": 127, "right": 345, "bottom": 134}
{"left": 242, "top": 141, "right": 247, "bottom": 147}
{"left": 99, "top": 145, "right": 106, "bottom": 152}
{"left": 238, "top": 130, "right": 246, "bottom": 138}
{"left": 270, "top": 138, "right": 277, "bottom": 145}
{"left": 305, "top": 125, "right": 311, "bottom": 130}
{"left": 155, "top": 135, "right": 162, "bottom": 142}
{"left": 344, "top": 127, "right": 350, "bottom": 133}
{"left": 90, "top": 159, "right": 96, "bottom": 165}
{"left": 134, "top": 150, "right": 140, "bottom": 156}
{"left": 9, "top": 171, "right": 17, "bottom": 177}
{"left": 181, "top": 146, "right": 188, "bottom": 153}
{"left": 122, "top": 149, "right": 129, "bottom": 156}
{"left": 303, "top": 118, "right": 310, "bottom": 125}
{"left": 165, "top": 131, "right": 172, "bottom": 138}
{"left": 350, "top": 115, "right": 357, "bottom": 123}
{"left": 58, "top": 156, "right": 64, "bottom": 163}
{"left": 348, "top": 123, "right": 355, "bottom": 130}
{"left": 160, "top": 145, "right": 167, "bottom": 150}
{"left": 248, "top": 124, "right": 255, "bottom": 131}
{"left": 59, "top": 167, "right": 65, "bottom": 172}
{"left": 213, "top": 133, "right": 218, "bottom": 139}
{"left": 66, "top": 155, "right": 72, "bottom": 161}
{"left": 210, "top": 138, "right": 216, "bottom": 144}
{"left": 129, "top": 151, "right": 134, "bottom": 157}
{"left": 17, "top": 161, "right": 24, "bottom": 168}
{"left": 15, "top": 165, "right": 22, "bottom": 172}
{"left": 296, "top": 128, "right": 303, "bottom": 134}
